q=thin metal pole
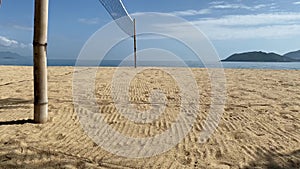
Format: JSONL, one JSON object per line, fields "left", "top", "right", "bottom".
{"left": 33, "top": 0, "right": 49, "bottom": 123}
{"left": 134, "top": 18, "right": 137, "bottom": 68}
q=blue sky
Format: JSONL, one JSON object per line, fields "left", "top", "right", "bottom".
{"left": 1, "top": 0, "right": 300, "bottom": 60}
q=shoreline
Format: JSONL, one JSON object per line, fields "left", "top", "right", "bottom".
{"left": 1, "top": 64, "right": 300, "bottom": 71}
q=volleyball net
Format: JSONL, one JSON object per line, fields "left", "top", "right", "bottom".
{"left": 99, "top": 0, "right": 134, "bottom": 37}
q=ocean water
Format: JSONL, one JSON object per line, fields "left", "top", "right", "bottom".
{"left": 49, "top": 60, "right": 300, "bottom": 70}
{"left": 1, "top": 59, "right": 300, "bottom": 70}
{"left": 220, "top": 62, "right": 300, "bottom": 70}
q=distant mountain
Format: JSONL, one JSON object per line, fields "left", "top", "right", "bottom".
{"left": 222, "top": 51, "right": 297, "bottom": 62}
{"left": 283, "top": 50, "right": 300, "bottom": 61}
{"left": 0, "top": 51, "right": 32, "bottom": 65}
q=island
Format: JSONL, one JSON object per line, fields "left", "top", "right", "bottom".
{"left": 283, "top": 50, "right": 300, "bottom": 61}
{"left": 0, "top": 51, "right": 32, "bottom": 65}
{"left": 222, "top": 51, "right": 300, "bottom": 62}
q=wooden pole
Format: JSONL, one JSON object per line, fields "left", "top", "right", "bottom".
{"left": 33, "top": 0, "right": 49, "bottom": 123}
{"left": 133, "top": 19, "right": 137, "bottom": 68}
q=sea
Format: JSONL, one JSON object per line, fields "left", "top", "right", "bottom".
{"left": 1, "top": 59, "right": 300, "bottom": 70}
{"left": 49, "top": 60, "right": 300, "bottom": 70}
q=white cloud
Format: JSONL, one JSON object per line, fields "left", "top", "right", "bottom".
{"left": 12, "top": 25, "right": 33, "bottom": 31}
{"left": 293, "top": 1, "right": 300, "bottom": 5}
{"left": 0, "top": 36, "right": 31, "bottom": 48}
{"left": 156, "top": 12, "right": 300, "bottom": 40}
{"left": 253, "top": 4, "right": 267, "bottom": 9}
{"left": 210, "top": 2, "right": 277, "bottom": 11}
{"left": 199, "top": 24, "right": 300, "bottom": 40}
{"left": 138, "top": 34, "right": 167, "bottom": 40}
{"left": 170, "top": 9, "right": 211, "bottom": 16}
{"left": 0, "top": 36, "right": 18, "bottom": 47}
{"left": 78, "top": 18, "right": 99, "bottom": 25}
{"left": 253, "top": 3, "right": 276, "bottom": 9}
{"left": 209, "top": 1, "right": 225, "bottom": 5}
{"left": 194, "top": 12, "right": 300, "bottom": 40}
{"left": 212, "top": 4, "right": 252, "bottom": 10}
{"left": 195, "top": 13, "right": 300, "bottom": 26}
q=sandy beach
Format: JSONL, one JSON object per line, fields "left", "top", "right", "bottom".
{"left": 0, "top": 66, "right": 299, "bottom": 169}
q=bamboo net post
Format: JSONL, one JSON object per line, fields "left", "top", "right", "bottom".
{"left": 33, "top": 0, "right": 49, "bottom": 123}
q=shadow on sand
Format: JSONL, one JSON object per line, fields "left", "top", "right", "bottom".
{"left": 0, "top": 98, "right": 32, "bottom": 110}
{"left": 243, "top": 148, "right": 300, "bottom": 169}
{"left": 0, "top": 144, "right": 97, "bottom": 169}
{"left": 0, "top": 119, "right": 34, "bottom": 126}
{"left": 0, "top": 98, "right": 34, "bottom": 125}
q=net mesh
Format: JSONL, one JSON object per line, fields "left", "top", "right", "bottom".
{"left": 99, "top": 0, "right": 134, "bottom": 37}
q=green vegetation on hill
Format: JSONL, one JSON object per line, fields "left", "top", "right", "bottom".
{"left": 0, "top": 51, "right": 31, "bottom": 65}
{"left": 0, "top": 51, "right": 23, "bottom": 60}
{"left": 222, "top": 51, "right": 297, "bottom": 62}
{"left": 283, "top": 50, "right": 300, "bottom": 60}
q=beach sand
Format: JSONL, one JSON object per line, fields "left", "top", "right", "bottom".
{"left": 0, "top": 66, "right": 299, "bottom": 169}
